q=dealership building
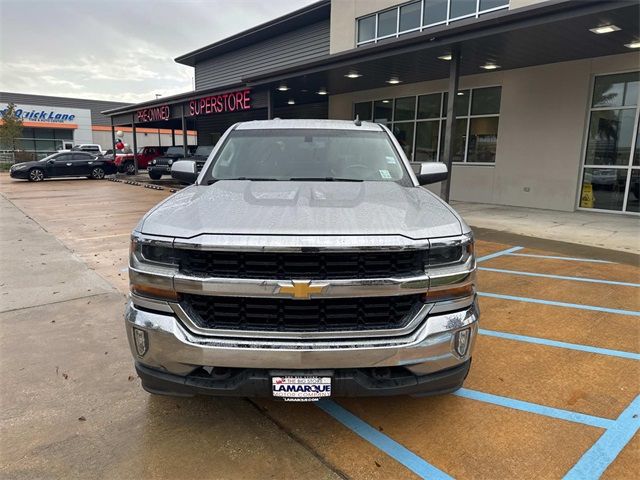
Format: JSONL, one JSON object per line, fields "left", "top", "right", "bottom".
{"left": 103, "top": 0, "right": 639, "bottom": 215}
{"left": 0, "top": 92, "right": 197, "bottom": 158}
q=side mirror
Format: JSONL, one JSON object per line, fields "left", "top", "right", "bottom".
{"left": 171, "top": 160, "right": 198, "bottom": 184}
{"left": 47, "top": 160, "right": 55, "bottom": 164}
{"left": 415, "top": 162, "right": 448, "bottom": 186}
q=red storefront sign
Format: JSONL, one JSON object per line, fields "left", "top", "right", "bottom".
{"left": 136, "top": 105, "right": 170, "bottom": 123}
{"left": 189, "top": 89, "right": 251, "bottom": 117}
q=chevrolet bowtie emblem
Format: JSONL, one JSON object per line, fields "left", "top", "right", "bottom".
{"left": 277, "top": 280, "right": 329, "bottom": 299}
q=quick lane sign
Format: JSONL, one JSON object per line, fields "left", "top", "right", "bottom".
{"left": 0, "top": 105, "right": 76, "bottom": 123}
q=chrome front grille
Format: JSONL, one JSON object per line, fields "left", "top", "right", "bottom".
{"left": 181, "top": 294, "right": 422, "bottom": 333}
{"left": 176, "top": 249, "right": 428, "bottom": 280}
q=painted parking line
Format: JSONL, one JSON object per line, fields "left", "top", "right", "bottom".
{"left": 453, "top": 388, "right": 614, "bottom": 429}
{"left": 478, "top": 266, "right": 640, "bottom": 288}
{"left": 476, "top": 246, "right": 523, "bottom": 263}
{"left": 479, "top": 329, "right": 640, "bottom": 360}
{"left": 316, "top": 400, "right": 453, "bottom": 480}
{"left": 506, "top": 252, "right": 613, "bottom": 264}
{"left": 563, "top": 395, "right": 640, "bottom": 480}
{"left": 478, "top": 292, "right": 640, "bottom": 317}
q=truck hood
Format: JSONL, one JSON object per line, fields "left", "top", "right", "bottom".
{"left": 139, "top": 181, "right": 465, "bottom": 240}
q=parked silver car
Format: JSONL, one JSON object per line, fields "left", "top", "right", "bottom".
{"left": 126, "top": 119, "right": 477, "bottom": 400}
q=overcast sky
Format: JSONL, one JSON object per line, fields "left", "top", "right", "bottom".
{"left": 0, "top": 0, "right": 316, "bottom": 103}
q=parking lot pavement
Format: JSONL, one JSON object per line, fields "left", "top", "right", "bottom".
{"left": 1, "top": 175, "right": 638, "bottom": 479}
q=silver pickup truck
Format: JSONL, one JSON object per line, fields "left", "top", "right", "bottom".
{"left": 126, "top": 119, "right": 478, "bottom": 401}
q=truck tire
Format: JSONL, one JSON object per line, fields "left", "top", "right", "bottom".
{"left": 125, "top": 162, "right": 136, "bottom": 175}
{"left": 148, "top": 171, "right": 162, "bottom": 180}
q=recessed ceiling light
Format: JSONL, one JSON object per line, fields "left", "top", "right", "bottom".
{"left": 345, "top": 72, "right": 362, "bottom": 79}
{"left": 457, "top": 92, "right": 464, "bottom": 96}
{"left": 317, "top": 89, "right": 328, "bottom": 95}
{"left": 382, "top": 100, "right": 390, "bottom": 104}
{"left": 438, "top": 54, "right": 452, "bottom": 61}
{"left": 589, "top": 25, "right": 621, "bottom": 34}
{"left": 287, "top": 99, "right": 295, "bottom": 105}
{"left": 277, "top": 85, "right": 289, "bottom": 91}
{"left": 480, "top": 63, "right": 500, "bottom": 70}
{"left": 386, "top": 77, "right": 402, "bottom": 85}
{"left": 625, "top": 41, "right": 640, "bottom": 49}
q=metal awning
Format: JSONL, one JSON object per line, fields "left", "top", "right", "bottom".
{"left": 245, "top": 0, "right": 639, "bottom": 99}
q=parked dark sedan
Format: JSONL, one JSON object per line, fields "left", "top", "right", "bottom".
{"left": 9, "top": 151, "right": 116, "bottom": 182}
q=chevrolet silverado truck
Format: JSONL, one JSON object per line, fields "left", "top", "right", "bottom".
{"left": 126, "top": 119, "right": 478, "bottom": 400}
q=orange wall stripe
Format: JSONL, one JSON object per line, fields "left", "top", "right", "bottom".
{"left": 0, "top": 120, "right": 78, "bottom": 129}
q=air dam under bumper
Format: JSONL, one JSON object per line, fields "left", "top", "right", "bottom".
{"left": 126, "top": 299, "right": 478, "bottom": 397}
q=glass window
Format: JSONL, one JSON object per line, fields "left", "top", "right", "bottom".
{"left": 584, "top": 109, "right": 636, "bottom": 166}
{"left": 480, "top": 0, "right": 509, "bottom": 11}
{"left": 415, "top": 121, "right": 440, "bottom": 162}
{"left": 36, "top": 129, "right": 55, "bottom": 140}
{"left": 423, "top": 0, "right": 447, "bottom": 25}
{"left": 373, "top": 99, "right": 393, "bottom": 123}
{"left": 357, "top": 15, "right": 376, "bottom": 43}
{"left": 54, "top": 129, "right": 74, "bottom": 140}
{"left": 35, "top": 139, "right": 57, "bottom": 152}
{"left": 626, "top": 169, "right": 640, "bottom": 212}
{"left": 394, "top": 96, "right": 416, "bottom": 121}
{"left": 634, "top": 124, "right": 639, "bottom": 166}
{"left": 580, "top": 168, "right": 628, "bottom": 211}
{"left": 440, "top": 119, "right": 468, "bottom": 162}
{"left": 417, "top": 93, "right": 442, "bottom": 119}
{"left": 592, "top": 72, "right": 640, "bottom": 108}
{"left": 354, "top": 102, "right": 372, "bottom": 121}
{"left": 471, "top": 87, "right": 502, "bottom": 115}
{"left": 18, "top": 138, "right": 34, "bottom": 151}
{"left": 399, "top": 1, "right": 421, "bottom": 32}
{"left": 442, "top": 90, "right": 471, "bottom": 117}
{"left": 467, "top": 117, "right": 499, "bottom": 163}
{"left": 450, "top": 0, "right": 477, "bottom": 18}
{"left": 207, "top": 129, "right": 411, "bottom": 184}
{"left": 377, "top": 9, "right": 398, "bottom": 37}
{"left": 392, "top": 123, "right": 414, "bottom": 159}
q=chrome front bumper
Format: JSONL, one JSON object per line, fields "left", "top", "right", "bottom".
{"left": 125, "top": 298, "right": 478, "bottom": 377}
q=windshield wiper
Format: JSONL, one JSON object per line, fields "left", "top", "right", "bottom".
{"left": 289, "top": 177, "right": 364, "bottom": 182}
{"left": 208, "top": 177, "right": 281, "bottom": 184}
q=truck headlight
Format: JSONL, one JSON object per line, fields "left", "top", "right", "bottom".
{"left": 168, "top": 159, "right": 173, "bottom": 166}
{"left": 130, "top": 236, "right": 176, "bottom": 266}
{"left": 423, "top": 233, "right": 476, "bottom": 303}
{"left": 151, "top": 159, "right": 157, "bottom": 165}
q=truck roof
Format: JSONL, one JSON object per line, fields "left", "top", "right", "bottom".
{"left": 234, "top": 119, "right": 384, "bottom": 132}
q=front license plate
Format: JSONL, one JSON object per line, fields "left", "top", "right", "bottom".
{"left": 272, "top": 376, "right": 331, "bottom": 401}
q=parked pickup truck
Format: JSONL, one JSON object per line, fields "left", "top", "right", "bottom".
{"left": 115, "top": 146, "right": 165, "bottom": 174}
{"left": 127, "top": 119, "right": 477, "bottom": 400}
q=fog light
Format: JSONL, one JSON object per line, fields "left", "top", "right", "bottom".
{"left": 455, "top": 328, "right": 471, "bottom": 356}
{"left": 133, "top": 327, "right": 148, "bottom": 357}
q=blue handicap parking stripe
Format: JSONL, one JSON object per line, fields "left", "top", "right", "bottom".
{"left": 507, "top": 253, "right": 613, "bottom": 264}
{"left": 454, "top": 388, "right": 614, "bottom": 429}
{"left": 476, "top": 246, "right": 523, "bottom": 263}
{"left": 563, "top": 395, "right": 640, "bottom": 480}
{"left": 478, "top": 292, "right": 640, "bottom": 317}
{"left": 316, "top": 400, "right": 453, "bottom": 480}
{"left": 478, "top": 267, "right": 640, "bottom": 288}
{"left": 479, "top": 328, "right": 640, "bottom": 361}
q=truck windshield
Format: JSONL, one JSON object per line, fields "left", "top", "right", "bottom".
{"left": 205, "top": 129, "right": 410, "bottom": 183}
{"left": 165, "top": 147, "right": 183, "bottom": 155}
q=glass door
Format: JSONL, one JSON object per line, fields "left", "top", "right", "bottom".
{"left": 579, "top": 71, "right": 640, "bottom": 214}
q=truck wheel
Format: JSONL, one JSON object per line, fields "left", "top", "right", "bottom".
{"left": 91, "top": 167, "right": 105, "bottom": 179}
{"left": 148, "top": 171, "right": 162, "bottom": 180}
{"left": 28, "top": 168, "right": 44, "bottom": 182}
{"left": 125, "top": 162, "right": 136, "bottom": 175}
